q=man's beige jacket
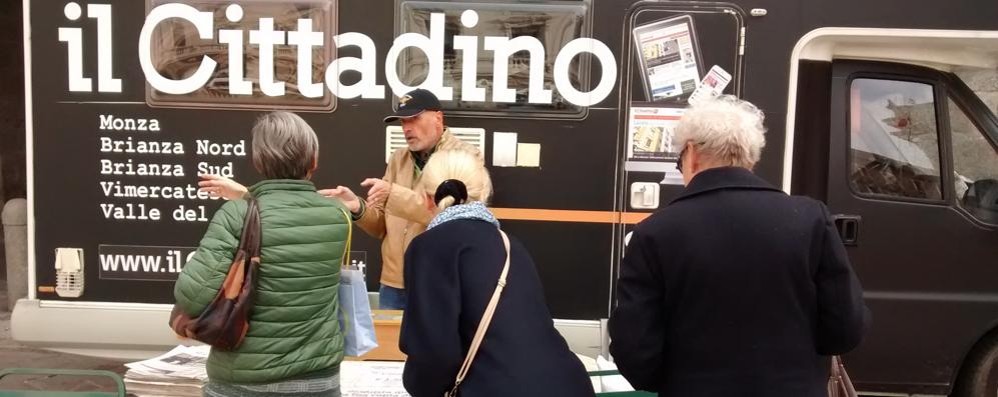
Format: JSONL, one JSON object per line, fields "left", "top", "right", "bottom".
{"left": 355, "top": 129, "right": 480, "bottom": 288}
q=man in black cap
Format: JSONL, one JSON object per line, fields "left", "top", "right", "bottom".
{"left": 197, "top": 88, "right": 480, "bottom": 310}
{"left": 321, "top": 88, "right": 480, "bottom": 310}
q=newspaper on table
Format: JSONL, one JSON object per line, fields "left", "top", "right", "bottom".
{"left": 124, "top": 345, "right": 208, "bottom": 396}
{"left": 124, "top": 345, "right": 412, "bottom": 396}
{"left": 341, "top": 360, "right": 410, "bottom": 397}
{"left": 125, "top": 344, "right": 209, "bottom": 381}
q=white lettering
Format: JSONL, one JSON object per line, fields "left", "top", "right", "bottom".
{"left": 453, "top": 10, "right": 485, "bottom": 102}
{"left": 58, "top": 14, "right": 90, "bottom": 92}
{"left": 99, "top": 115, "right": 163, "bottom": 132}
{"left": 88, "top": 4, "right": 122, "bottom": 92}
{"left": 99, "top": 203, "right": 161, "bottom": 221}
{"left": 98, "top": 137, "right": 184, "bottom": 154}
{"left": 484, "top": 36, "right": 552, "bottom": 104}
{"left": 172, "top": 204, "right": 209, "bottom": 222}
{"left": 99, "top": 159, "right": 186, "bottom": 177}
{"left": 196, "top": 139, "right": 246, "bottom": 156}
{"left": 139, "top": 3, "right": 217, "bottom": 94}
{"left": 249, "top": 18, "right": 286, "bottom": 96}
{"left": 197, "top": 161, "right": 234, "bottom": 177}
{"left": 100, "top": 253, "right": 163, "bottom": 272}
{"left": 384, "top": 12, "right": 452, "bottom": 100}
{"left": 166, "top": 250, "right": 176, "bottom": 272}
{"left": 218, "top": 5, "right": 252, "bottom": 95}
{"left": 327, "top": 32, "right": 384, "bottom": 99}
{"left": 287, "top": 18, "right": 324, "bottom": 98}
{"left": 131, "top": 7, "right": 620, "bottom": 106}
{"left": 98, "top": 181, "right": 209, "bottom": 200}
{"left": 554, "top": 38, "right": 617, "bottom": 107}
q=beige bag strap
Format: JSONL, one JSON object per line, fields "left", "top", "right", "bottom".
{"left": 447, "top": 230, "right": 511, "bottom": 397}
{"left": 828, "top": 355, "right": 859, "bottom": 397}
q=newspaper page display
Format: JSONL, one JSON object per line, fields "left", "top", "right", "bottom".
{"left": 124, "top": 345, "right": 411, "bottom": 396}
{"left": 688, "top": 65, "right": 733, "bottom": 105}
{"left": 627, "top": 107, "right": 685, "bottom": 161}
{"left": 635, "top": 17, "right": 700, "bottom": 101}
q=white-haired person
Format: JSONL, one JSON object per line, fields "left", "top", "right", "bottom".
{"left": 392, "top": 150, "right": 596, "bottom": 397}
{"left": 609, "top": 96, "right": 870, "bottom": 396}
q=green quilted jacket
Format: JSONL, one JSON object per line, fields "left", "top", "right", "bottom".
{"left": 173, "top": 179, "right": 347, "bottom": 384}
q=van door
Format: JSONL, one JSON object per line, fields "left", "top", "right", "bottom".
{"left": 826, "top": 60, "right": 998, "bottom": 391}
{"left": 614, "top": 1, "right": 745, "bottom": 294}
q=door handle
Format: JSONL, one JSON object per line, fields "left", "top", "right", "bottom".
{"left": 830, "top": 214, "right": 861, "bottom": 246}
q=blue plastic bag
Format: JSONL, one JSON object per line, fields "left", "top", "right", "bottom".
{"left": 338, "top": 268, "right": 378, "bottom": 356}
{"left": 334, "top": 208, "right": 378, "bottom": 356}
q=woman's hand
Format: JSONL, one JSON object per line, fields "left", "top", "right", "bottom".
{"left": 198, "top": 174, "right": 248, "bottom": 200}
{"left": 319, "top": 186, "right": 360, "bottom": 214}
{"left": 319, "top": 186, "right": 362, "bottom": 214}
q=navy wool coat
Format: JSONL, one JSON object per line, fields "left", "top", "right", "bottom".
{"left": 609, "top": 167, "right": 870, "bottom": 397}
{"left": 400, "top": 218, "right": 596, "bottom": 397}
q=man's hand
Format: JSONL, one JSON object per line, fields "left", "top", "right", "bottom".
{"left": 361, "top": 178, "right": 391, "bottom": 206}
{"left": 318, "top": 186, "right": 362, "bottom": 214}
{"left": 198, "top": 174, "right": 248, "bottom": 200}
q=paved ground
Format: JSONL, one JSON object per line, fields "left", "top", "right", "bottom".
{"left": 0, "top": 284, "right": 129, "bottom": 394}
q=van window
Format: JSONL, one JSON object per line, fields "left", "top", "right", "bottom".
{"left": 949, "top": 98, "right": 998, "bottom": 224}
{"left": 849, "top": 79, "right": 943, "bottom": 201}
{"left": 954, "top": 66, "right": 998, "bottom": 119}
{"left": 396, "top": 1, "right": 591, "bottom": 118}
{"left": 146, "top": 0, "right": 339, "bottom": 111}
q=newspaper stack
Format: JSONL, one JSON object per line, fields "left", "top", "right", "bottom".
{"left": 123, "top": 345, "right": 412, "bottom": 396}
{"left": 123, "top": 345, "right": 208, "bottom": 397}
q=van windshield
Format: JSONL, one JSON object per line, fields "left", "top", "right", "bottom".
{"left": 949, "top": 67, "right": 998, "bottom": 223}
{"left": 954, "top": 66, "right": 998, "bottom": 119}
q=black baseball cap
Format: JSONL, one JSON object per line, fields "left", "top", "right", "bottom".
{"left": 383, "top": 89, "right": 442, "bottom": 123}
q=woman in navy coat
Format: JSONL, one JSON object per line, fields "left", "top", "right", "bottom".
{"left": 399, "top": 150, "right": 595, "bottom": 397}
{"left": 609, "top": 96, "right": 870, "bottom": 397}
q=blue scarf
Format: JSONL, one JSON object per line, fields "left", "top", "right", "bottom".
{"left": 426, "top": 201, "right": 500, "bottom": 230}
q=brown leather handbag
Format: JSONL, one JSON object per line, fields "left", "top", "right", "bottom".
{"left": 828, "top": 355, "right": 859, "bottom": 397}
{"left": 170, "top": 197, "right": 262, "bottom": 351}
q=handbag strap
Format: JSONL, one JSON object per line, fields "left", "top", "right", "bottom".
{"left": 334, "top": 207, "right": 355, "bottom": 339}
{"left": 830, "top": 355, "right": 843, "bottom": 378}
{"left": 238, "top": 197, "right": 262, "bottom": 257}
{"left": 450, "top": 230, "right": 511, "bottom": 395}
{"left": 218, "top": 197, "right": 260, "bottom": 301}
{"left": 337, "top": 208, "right": 353, "bottom": 269}
{"left": 830, "top": 355, "right": 859, "bottom": 397}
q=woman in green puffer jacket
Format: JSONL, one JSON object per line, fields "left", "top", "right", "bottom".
{"left": 173, "top": 112, "right": 348, "bottom": 397}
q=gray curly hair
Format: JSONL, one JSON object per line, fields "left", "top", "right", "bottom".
{"left": 674, "top": 95, "right": 767, "bottom": 168}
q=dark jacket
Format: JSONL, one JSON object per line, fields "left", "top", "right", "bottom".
{"left": 400, "top": 219, "right": 596, "bottom": 397}
{"left": 609, "top": 167, "right": 870, "bottom": 397}
{"left": 174, "top": 180, "right": 348, "bottom": 384}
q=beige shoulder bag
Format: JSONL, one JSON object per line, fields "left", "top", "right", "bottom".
{"left": 445, "top": 230, "right": 511, "bottom": 397}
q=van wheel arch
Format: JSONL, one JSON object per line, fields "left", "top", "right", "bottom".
{"left": 953, "top": 327, "right": 998, "bottom": 396}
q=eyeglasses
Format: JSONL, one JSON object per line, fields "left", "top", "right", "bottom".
{"left": 676, "top": 146, "right": 687, "bottom": 173}
{"left": 675, "top": 142, "right": 703, "bottom": 174}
